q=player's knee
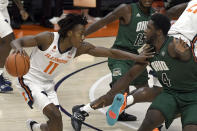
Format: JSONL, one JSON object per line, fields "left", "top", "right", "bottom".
{"left": 183, "top": 125, "right": 197, "bottom": 131}
{"left": 142, "top": 109, "right": 164, "bottom": 129}
{"left": 44, "top": 104, "right": 62, "bottom": 122}
{"left": 143, "top": 110, "right": 161, "bottom": 128}
{"left": 50, "top": 108, "right": 62, "bottom": 122}
{"left": 137, "top": 87, "right": 149, "bottom": 96}
{"left": 144, "top": 114, "right": 156, "bottom": 126}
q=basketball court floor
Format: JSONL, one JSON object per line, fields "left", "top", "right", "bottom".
{"left": 0, "top": 22, "right": 181, "bottom": 131}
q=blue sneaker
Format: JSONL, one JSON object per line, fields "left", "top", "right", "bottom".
{"left": 106, "top": 94, "right": 125, "bottom": 126}
{"left": 0, "top": 75, "right": 13, "bottom": 93}
{"left": 0, "top": 85, "right": 13, "bottom": 93}
{"left": 0, "top": 75, "right": 12, "bottom": 86}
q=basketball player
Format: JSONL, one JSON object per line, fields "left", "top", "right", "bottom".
{"left": 74, "top": 13, "right": 195, "bottom": 131}
{"left": 90, "top": 0, "right": 194, "bottom": 115}
{"left": 84, "top": 0, "right": 155, "bottom": 123}
{"left": 82, "top": 0, "right": 188, "bottom": 124}
{"left": 10, "top": 14, "right": 153, "bottom": 131}
{"left": 70, "top": 2, "right": 190, "bottom": 130}
{"left": 0, "top": 0, "right": 28, "bottom": 92}
{"left": 106, "top": 13, "right": 197, "bottom": 131}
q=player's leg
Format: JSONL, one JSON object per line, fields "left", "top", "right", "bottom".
{"left": 181, "top": 95, "right": 197, "bottom": 131}
{"left": 108, "top": 58, "right": 138, "bottom": 121}
{"left": 183, "top": 125, "right": 197, "bottom": 131}
{"left": 27, "top": 103, "right": 62, "bottom": 131}
{"left": 138, "top": 91, "right": 178, "bottom": 131}
{"left": 127, "top": 86, "right": 162, "bottom": 107}
{"left": 0, "top": 11, "right": 14, "bottom": 92}
{"left": 33, "top": 84, "right": 63, "bottom": 131}
{"left": 71, "top": 77, "right": 162, "bottom": 128}
{"left": 18, "top": 78, "right": 62, "bottom": 131}
{"left": 125, "top": 69, "right": 163, "bottom": 107}
{"left": 40, "top": 88, "right": 63, "bottom": 131}
{"left": 41, "top": 103, "right": 62, "bottom": 131}
{"left": 138, "top": 109, "right": 165, "bottom": 131}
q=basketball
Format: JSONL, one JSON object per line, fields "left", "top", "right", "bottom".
{"left": 5, "top": 52, "right": 30, "bottom": 77}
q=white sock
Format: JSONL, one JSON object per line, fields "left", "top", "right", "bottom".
{"left": 127, "top": 95, "right": 134, "bottom": 105}
{"left": 80, "top": 103, "right": 94, "bottom": 113}
{"left": 32, "top": 123, "right": 41, "bottom": 131}
{"left": 0, "top": 68, "right": 3, "bottom": 75}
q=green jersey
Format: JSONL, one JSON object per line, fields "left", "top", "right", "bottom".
{"left": 112, "top": 3, "right": 155, "bottom": 54}
{"left": 150, "top": 36, "right": 197, "bottom": 92}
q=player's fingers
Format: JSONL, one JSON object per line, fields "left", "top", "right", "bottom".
{"left": 145, "top": 52, "right": 155, "bottom": 55}
{"left": 145, "top": 55, "right": 154, "bottom": 58}
{"left": 12, "top": 50, "right": 16, "bottom": 54}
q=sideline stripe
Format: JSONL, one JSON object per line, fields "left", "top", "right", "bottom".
{"left": 89, "top": 74, "right": 138, "bottom": 130}
{"left": 55, "top": 60, "right": 107, "bottom": 131}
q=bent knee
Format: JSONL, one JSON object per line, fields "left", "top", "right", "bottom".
{"left": 143, "top": 109, "right": 165, "bottom": 127}
{"left": 184, "top": 125, "right": 197, "bottom": 131}
{"left": 43, "top": 103, "right": 62, "bottom": 121}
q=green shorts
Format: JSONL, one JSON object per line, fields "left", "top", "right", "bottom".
{"left": 149, "top": 90, "right": 197, "bottom": 129}
{"left": 108, "top": 58, "right": 148, "bottom": 86}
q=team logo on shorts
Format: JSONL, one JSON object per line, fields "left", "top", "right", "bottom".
{"left": 112, "top": 68, "right": 122, "bottom": 76}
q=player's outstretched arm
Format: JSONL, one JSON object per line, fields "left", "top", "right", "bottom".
{"left": 10, "top": 31, "right": 53, "bottom": 52}
{"left": 91, "top": 63, "right": 147, "bottom": 109}
{"left": 85, "top": 4, "right": 131, "bottom": 36}
{"left": 76, "top": 42, "right": 154, "bottom": 63}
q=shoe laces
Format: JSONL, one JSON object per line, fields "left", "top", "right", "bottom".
{"left": 73, "top": 110, "right": 89, "bottom": 121}
{"left": 0, "top": 75, "right": 10, "bottom": 83}
{"left": 73, "top": 112, "right": 86, "bottom": 121}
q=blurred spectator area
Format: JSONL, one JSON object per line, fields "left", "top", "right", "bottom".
{"left": 8, "top": 0, "right": 190, "bottom": 18}
{"left": 8, "top": 0, "right": 189, "bottom": 24}
{"left": 8, "top": 0, "right": 136, "bottom": 19}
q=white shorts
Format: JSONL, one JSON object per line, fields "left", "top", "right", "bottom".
{"left": 0, "top": 8, "right": 12, "bottom": 38}
{"left": 16, "top": 75, "right": 59, "bottom": 111}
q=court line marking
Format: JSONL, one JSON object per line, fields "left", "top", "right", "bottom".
{"left": 55, "top": 61, "right": 108, "bottom": 131}
{"left": 89, "top": 73, "right": 138, "bottom": 130}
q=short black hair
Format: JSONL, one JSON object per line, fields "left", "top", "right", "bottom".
{"left": 58, "top": 13, "right": 88, "bottom": 38}
{"left": 150, "top": 13, "right": 171, "bottom": 36}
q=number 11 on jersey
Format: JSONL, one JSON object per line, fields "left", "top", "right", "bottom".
{"left": 44, "top": 61, "right": 59, "bottom": 74}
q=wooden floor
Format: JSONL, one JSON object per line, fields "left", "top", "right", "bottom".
{"left": 0, "top": 22, "right": 181, "bottom": 131}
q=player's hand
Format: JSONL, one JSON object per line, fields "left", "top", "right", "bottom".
{"left": 20, "top": 9, "right": 29, "bottom": 20}
{"left": 174, "top": 38, "right": 189, "bottom": 53}
{"left": 91, "top": 95, "right": 110, "bottom": 109}
{"left": 13, "top": 48, "right": 27, "bottom": 56}
{"left": 135, "top": 45, "right": 155, "bottom": 64}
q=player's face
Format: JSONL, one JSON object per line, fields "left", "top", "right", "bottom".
{"left": 139, "top": 0, "right": 154, "bottom": 8}
{"left": 70, "top": 24, "right": 85, "bottom": 48}
{"left": 144, "top": 20, "right": 157, "bottom": 45}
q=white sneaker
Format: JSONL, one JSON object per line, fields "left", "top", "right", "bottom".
{"left": 26, "top": 119, "right": 38, "bottom": 131}
{"left": 49, "top": 17, "right": 61, "bottom": 24}
{"left": 49, "top": 13, "right": 67, "bottom": 24}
